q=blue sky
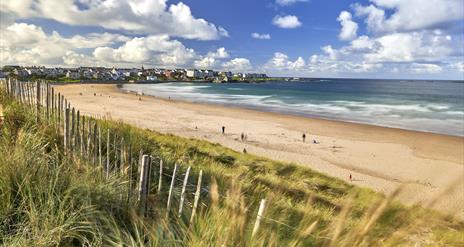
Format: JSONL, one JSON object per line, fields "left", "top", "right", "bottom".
{"left": 1, "top": 0, "right": 463, "bottom": 79}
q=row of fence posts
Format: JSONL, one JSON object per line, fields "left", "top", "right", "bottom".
{"left": 0, "top": 78, "right": 268, "bottom": 236}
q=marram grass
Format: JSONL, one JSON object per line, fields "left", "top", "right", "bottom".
{"left": 0, "top": 88, "right": 463, "bottom": 246}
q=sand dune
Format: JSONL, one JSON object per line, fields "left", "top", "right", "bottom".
{"left": 56, "top": 83, "right": 464, "bottom": 218}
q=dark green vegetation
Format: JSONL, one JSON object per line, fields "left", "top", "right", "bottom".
{"left": 0, "top": 86, "right": 463, "bottom": 246}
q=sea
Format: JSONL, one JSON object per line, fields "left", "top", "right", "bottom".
{"left": 122, "top": 79, "right": 464, "bottom": 137}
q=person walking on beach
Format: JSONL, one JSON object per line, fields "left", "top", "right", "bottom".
{"left": 302, "top": 133, "right": 306, "bottom": 143}
{"left": 349, "top": 173, "right": 352, "bottom": 182}
{"left": 241, "top": 133, "right": 245, "bottom": 142}
{"left": 222, "top": 126, "right": 225, "bottom": 134}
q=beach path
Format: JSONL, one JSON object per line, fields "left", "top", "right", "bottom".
{"left": 55, "top": 84, "right": 464, "bottom": 218}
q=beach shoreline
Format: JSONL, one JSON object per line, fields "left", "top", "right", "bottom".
{"left": 56, "top": 83, "right": 464, "bottom": 218}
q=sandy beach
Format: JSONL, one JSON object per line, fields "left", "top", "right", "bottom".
{"left": 55, "top": 83, "right": 464, "bottom": 218}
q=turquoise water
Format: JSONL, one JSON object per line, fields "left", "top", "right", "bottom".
{"left": 122, "top": 79, "right": 464, "bottom": 136}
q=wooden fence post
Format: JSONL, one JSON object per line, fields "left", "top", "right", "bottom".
{"left": 57, "top": 92, "right": 61, "bottom": 124}
{"left": 51, "top": 87, "right": 54, "bottom": 119}
{"left": 138, "top": 155, "right": 152, "bottom": 216}
{"left": 190, "top": 170, "right": 203, "bottom": 224}
{"left": 158, "top": 159, "right": 163, "bottom": 193}
{"left": 36, "top": 81, "right": 40, "bottom": 123}
{"left": 71, "top": 108, "right": 75, "bottom": 151}
{"left": 166, "top": 163, "right": 178, "bottom": 216}
{"left": 106, "top": 130, "right": 110, "bottom": 178}
{"left": 98, "top": 126, "right": 102, "bottom": 168}
{"left": 252, "top": 199, "right": 267, "bottom": 237}
{"left": 64, "top": 107, "right": 70, "bottom": 152}
{"left": 46, "top": 83, "right": 49, "bottom": 121}
{"left": 93, "top": 122, "right": 98, "bottom": 164}
{"left": 178, "top": 166, "right": 191, "bottom": 216}
{"left": 119, "top": 137, "right": 125, "bottom": 174}
{"left": 127, "top": 144, "right": 133, "bottom": 205}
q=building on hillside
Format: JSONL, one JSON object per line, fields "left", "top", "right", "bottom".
{"left": 186, "top": 69, "right": 201, "bottom": 79}
{"left": 66, "top": 70, "right": 80, "bottom": 80}
{"left": 13, "top": 68, "right": 29, "bottom": 78}
{"left": 164, "top": 69, "right": 173, "bottom": 78}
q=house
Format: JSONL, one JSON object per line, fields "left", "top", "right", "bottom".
{"left": 164, "top": 69, "right": 173, "bottom": 78}
{"left": 110, "top": 68, "right": 124, "bottom": 80}
{"left": 0, "top": 71, "right": 9, "bottom": 79}
{"left": 66, "top": 70, "right": 80, "bottom": 80}
{"left": 219, "top": 71, "right": 233, "bottom": 78}
{"left": 82, "top": 69, "right": 94, "bottom": 79}
{"left": 13, "top": 68, "right": 29, "bottom": 78}
{"left": 186, "top": 69, "right": 201, "bottom": 78}
{"left": 202, "top": 70, "right": 214, "bottom": 78}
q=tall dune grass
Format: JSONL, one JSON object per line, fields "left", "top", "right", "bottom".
{"left": 0, "top": 87, "right": 463, "bottom": 246}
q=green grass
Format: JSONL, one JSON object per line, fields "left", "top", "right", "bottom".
{"left": 0, "top": 87, "right": 463, "bottom": 246}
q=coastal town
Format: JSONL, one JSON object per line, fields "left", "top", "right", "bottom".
{"left": 0, "top": 65, "right": 269, "bottom": 83}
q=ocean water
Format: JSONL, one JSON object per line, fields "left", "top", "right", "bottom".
{"left": 122, "top": 79, "right": 464, "bottom": 136}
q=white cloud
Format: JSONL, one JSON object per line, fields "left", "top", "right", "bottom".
{"left": 264, "top": 52, "right": 306, "bottom": 72}
{"left": 362, "top": 31, "right": 453, "bottom": 63}
{"left": 410, "top": 63, "right": 443, "bottom": 73}
{"left": 222, "top": 58, "right": 252, "bottom": 72}
{"left": 300, "top": 0, "right": 463, "bottom": 78}
{"left": 193, "top": 47, "right": 230, "bottom": 69}
{"left": 450, "top": 62, "right": 464, "bottom": 72}
{"left": 63, "top": 51, "right": 97, "bottom": 66}
{"left": 337, "top": 11, "right": 358, "bottom": 40}
{"left": 206, "top": 47, "right": 230, "bottom": 59}
{"left": 0, "top": 0, "right": 228, "bottom": 40}
{"left": 272, "top": 15, "right": 302, "bottom": 29}
{"left": 0, "top": 22, "right": 128, "bottom": 66}
{"left": 322, "top": 45, "right": 338, "bottom": 60}
{"left": 275, "top": 0, "right": 309, "bottom": 6}
{"left": 354, "top": 0, "right": 464, "bottom": 33}
{"left": 194, "top": 57, "right": 216, "bottom": 69}
{"left": 93, "top": 35, "right": 197, "bottom": 67}
{"left": 251, "top": 33, "right": 271, "bottom": 40}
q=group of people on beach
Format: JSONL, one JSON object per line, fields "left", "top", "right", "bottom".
{"left": 302, "top": 133, "right": 319, "bottom": 144}
{"left": 221, "top": 125, "right": 352, "bottom": 182}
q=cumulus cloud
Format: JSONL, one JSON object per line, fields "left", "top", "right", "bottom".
{"left": 251, "top": 33, "right": 271, "bottom": 40}
{"left": 206, "top": 47, "right": 230, "bottom": 59}
{"left": 193, "top": 47, "right": 230, "bottom": 69}
{"left": 337, "top": 11, "right": 358, "bottom": 40}
{"left": 272, "top": 15, "right": 302, "bottom": 29}
{"left": 362, "top": 31, "right": 453, "bottom": 63}
{"left": 300, "top": 0, "right": 463, "bottom": 77}
{"left": 354, "top": 0, "right": 464, "bottom": 33}
{"left": 222, "top": 58, "right": 252, "bottom": 72}
{"left": 93, "top": 35, "right": 197, "bottom": 67}
{"left": 264, "top": 52, "right": 306, "bottom": 72}
{"left": 0, "top": 0, "right": 228, "bottom": 40}
{"left": 0, "top": 22, "right": 128, "bottom": 65}
{"left": 63, "top": 51, "right": 97, "bottom": 66}
{"left": 275, "top": 0, "right": 308, "bottom": 6}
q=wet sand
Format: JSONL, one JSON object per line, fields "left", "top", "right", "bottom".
{"left": 55, "top": 83, "right": 464, "bottom": 218}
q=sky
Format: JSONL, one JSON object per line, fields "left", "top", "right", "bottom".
{"left": 1, "top": 0, "right": 463, "bottom": 80}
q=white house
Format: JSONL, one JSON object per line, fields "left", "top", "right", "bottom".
{"left": 186, "top": 69, "right": 200, "bottom": 78}
{"left": 66, "top": 70, "right": 80, "bottom": 80}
